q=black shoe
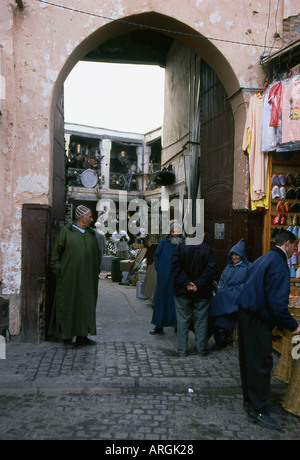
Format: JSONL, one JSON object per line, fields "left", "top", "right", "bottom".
{"left": 176, "top": 349, "right": 188, "bottom": 357}
{"left": 197, "top": 350, "right": 208, "bottom": 357}
{"left": 243, "top": 401, "right": 275, "bottom": 415}
{"left": 210, "top": 341, "right": 227, "bottom": 351}
{"left": 63, "top": 339, "right": 76, "bottom": 349}
{"left": 149, "top": 327, "right": 164, "bottom": 335}
{"left": 247, "top": 408, "right": 282, "bottom": 431}
{"left": 75, "top": 336, "right": 96, "bottom": 347}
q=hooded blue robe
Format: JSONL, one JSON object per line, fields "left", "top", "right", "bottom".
{"left": 209, "top": 238, "right": 251, "bottom": 330}
{"left": 151, "top": 235, "right": 178, "bottom": 328}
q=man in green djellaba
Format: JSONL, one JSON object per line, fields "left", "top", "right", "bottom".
{"left": 48, "top": 205, "right": 101, "bottom": 348}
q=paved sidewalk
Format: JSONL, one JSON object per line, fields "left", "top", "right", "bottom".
{"left": 0, "top": 273, "right": 299, "bottom": 440}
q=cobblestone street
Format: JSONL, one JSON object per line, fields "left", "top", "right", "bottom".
{"left": 0, "top": 274, "right": 299, "bottom": 441}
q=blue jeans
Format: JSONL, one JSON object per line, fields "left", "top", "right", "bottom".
{"left": 174, "top": 295, "right": 210, "bottom": 353}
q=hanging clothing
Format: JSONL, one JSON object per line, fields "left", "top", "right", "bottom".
{"left": 243, "top": 93, "right": 269, "bottom": 203}
{"left": 259, "top": 70, "right": 300, "bottom": 154}
{"left": 246, "top": 127, "right": 270, "bottom": 210}
{"left": 261, "top": 83, "right": 279, "bottom": 152}
{"left": 281, "top": 75, "right": 300, "bottom": 145}
{"left": 268, "top": 81, "right": 282, "bottom": 127}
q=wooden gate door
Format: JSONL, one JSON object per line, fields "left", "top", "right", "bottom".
{"left": 200, "top": 61, "right": 263, "bottom": 276}
{"left": 21, "top": 204, "right": 51, "bottom": 343}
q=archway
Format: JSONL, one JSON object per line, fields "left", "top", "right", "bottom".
{"left": 49, "top": 10, "right": 241, "bottom": 231}
{"left": 51, "top": 12, "right": 239, "bottom": 123}
{"left": 45, "top": 11, "right": 254, "bottom": 338}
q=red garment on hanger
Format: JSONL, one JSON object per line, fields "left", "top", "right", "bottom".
{"left": 268, "top": 81, "right": 282, "bottom": 127}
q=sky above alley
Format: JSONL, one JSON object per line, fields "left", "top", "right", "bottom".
{"left": 64, "top": 61, "right": 165, "bottom": 134}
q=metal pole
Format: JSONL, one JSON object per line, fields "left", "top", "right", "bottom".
{"left": 16, "top": 0, "right": 25, "bottom": 8}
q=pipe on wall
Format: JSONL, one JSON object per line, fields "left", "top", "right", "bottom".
{"left": 16, "top": 0, "right": 25, "bottom": 8}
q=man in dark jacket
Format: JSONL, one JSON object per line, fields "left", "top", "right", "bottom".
{"left": 170, "top": 237, "right": 216, "bottom": 356}
{"left": 237, "top": 230, "right": 300, "bottom": 431}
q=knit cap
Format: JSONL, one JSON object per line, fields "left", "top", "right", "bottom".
{"left": 75, "top": 205, "right": 91, "bottom": 219}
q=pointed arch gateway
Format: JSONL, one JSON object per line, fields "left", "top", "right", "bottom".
{"left": 46, "top": 11, "right": 262, "bottom": 336}
{"left": 51, "top": 11, "right": 240, "bottom": 102}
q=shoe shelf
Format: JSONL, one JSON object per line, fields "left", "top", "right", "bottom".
{"left": 271, "top": 213, "right": 300, "bottom": 217}
{"left": 270, "top": 228, "right": 300, "bottom": 232}
{"left": 271, "top": 200, "right": 300, "bottom": 203}
{"left": 265, "top": 153, "right": 300, "bottom": 286}
{"left": 270, "top": 215, "right": 300, "bottom": 223}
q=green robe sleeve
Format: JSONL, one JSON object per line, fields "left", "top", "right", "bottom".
{"left": 50, "top": 227, "right": 67, "bottom": 278}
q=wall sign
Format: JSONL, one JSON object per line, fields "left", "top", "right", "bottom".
{"left": 214, "top": 223, "right": 225, "bottom": 239}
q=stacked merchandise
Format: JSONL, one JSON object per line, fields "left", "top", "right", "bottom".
{"left": 243, "top": 71, "right": 300, "bottom": 210}
{"left": 271, "top": 172, "right": 300, "bottom": 279}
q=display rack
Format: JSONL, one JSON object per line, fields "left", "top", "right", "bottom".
{"left": 265, "top": 152, "right": 300, "bottom": 290}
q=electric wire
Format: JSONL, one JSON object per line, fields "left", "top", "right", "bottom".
{"left": 242, "top": 0, "right": 260, "bottom": 58}
{"left": 33, "top": 0, "right": 280, "bottom": 50}
{"left": 267, "top": 0, "right": 282, "bottom": 58}
{"left": 263, "top": 0, "right": 272, "bottom": 56}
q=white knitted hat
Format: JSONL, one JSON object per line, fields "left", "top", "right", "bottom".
{"left": 75, "top": 205, "right": 91, "bottom": 219}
